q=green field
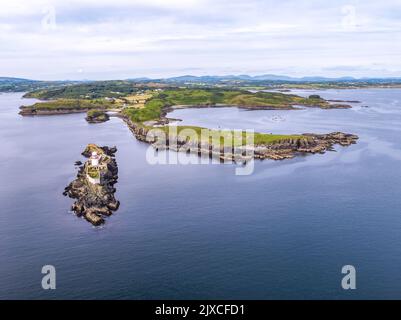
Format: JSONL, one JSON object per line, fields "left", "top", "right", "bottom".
{"left": 23, "top": 81, "right": 141, "bottom": 99}
{"left": 123, "top": 98, "right": 165, "bottom": 123}
{"left": 148, "top": 125, "right": 307, "bottom": 147}
{"left": 21, "top": 98, "right": 115, "bottom": 112}
{"left": 122, "top": 88, "right": 330, "bottom": 124}
{"left": 158, "top": 88, "right": 328, "bottom": 108}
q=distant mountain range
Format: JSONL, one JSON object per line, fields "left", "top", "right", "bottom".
{"left": 158, "top": 74, "right": 401, "bottom": 82}
{"left": 0, "top": 77, "right": 76, "bottom": 93}
{"left": 0, "top": 77, "right": 39, "bottom": 82}
{"left": 2, "top": 75, "right": 401, "bottom": 84}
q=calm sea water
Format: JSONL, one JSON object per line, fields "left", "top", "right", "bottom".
{"left": 1, "top": 89, "right": 401, "bottom": 299}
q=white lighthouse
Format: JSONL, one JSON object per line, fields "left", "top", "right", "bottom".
{"left": 90, "top": 151, "right": 100, "bottom": 166}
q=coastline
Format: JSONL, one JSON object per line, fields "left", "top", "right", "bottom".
{"left": 19, "top": 108, "right": 90, "bottom": 116}
{"left": 119, "top": 113, "right": 359, "bottom": 161}
{"left": 17, "top": 94, "right": 359, "bottom": 163}
{"left": 17, "top": 99, "right": 352, "bottom": 119}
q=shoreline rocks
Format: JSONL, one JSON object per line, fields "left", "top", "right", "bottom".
{"left": 328, "top": 99, "right": 361, "bottom": 103}
{"left": 19, "top": 107, "right": 90, "bottom": 116}
{"left": 253, "top": 132, "right": 358, "bottom": 160}
{"left": 164, "top": 101, "right": 353, "bottom": 112}
{"left": 121, "top": 115, "right": 359, "bottom": 162}
{"left": 85, "top": 110, "right": 110, "bottom": 123}
{"left": 63, "top": 144, "right": 119, "bottom": 226}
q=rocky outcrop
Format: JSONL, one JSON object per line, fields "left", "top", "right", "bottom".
{"left": 19, "top": 107, "right": 90, "bottom": 116}
{"left": 63, "top": 144, "right": 119, "bottom": 226}
{"left": 163, "top": 101, "right": 352, "bottom": 113}
{"left": 252, "top": 132, "right": 358, "bottom": 160}
{"left": 85, "top": 110, "right": 110, "bottom": 123}
{"left": 121, "top": 115, "right": 358, "bottom": 162}
{"left": 327, "top": 99, "right": 361, "bottom": 103}
{"left": 319, "top": 104, "right": 352, "bottom": 109}
{"left": 164, "top": 103, "right": 297, "bottom": 112}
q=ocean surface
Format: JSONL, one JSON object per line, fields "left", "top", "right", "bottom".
{"left": 1, "top": 89, "right": 401, "bottom": 299}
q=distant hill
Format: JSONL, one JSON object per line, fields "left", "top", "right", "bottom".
{"left": 163, "top": 74, "right": 362, "bottom": 82}
{"left": 1, "top": 75, "right": 401, "bottom": 93}
{"left": 0, "top": 77, "right": 77, "bottom": 93}
{"left": 0, "top": 77, "right": 38, "bottom": 82}
{"left": 161, "top": 74, "right": 401, "bottom": 83}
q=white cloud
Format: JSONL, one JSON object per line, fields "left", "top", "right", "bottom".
{"left": 0, "top": 0, "right": 400, "bottom": 79}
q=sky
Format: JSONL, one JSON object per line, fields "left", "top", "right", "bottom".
{"left": 0, "top": 0, "right": 400, "bottom": 80}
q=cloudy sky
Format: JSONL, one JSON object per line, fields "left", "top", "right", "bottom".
{"left": 0, "top": 0, "right": 400, "bottom": 80}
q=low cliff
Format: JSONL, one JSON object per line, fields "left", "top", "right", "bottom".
{"left": 19, "top": 107, "right": 90, "bottom": 115}
{"left": 121, "top": 115, "right": 358, "bottom": 162}
{"left": 19, "top": 99, "right": 112, "bottom": 116}
{"left": 85, "top": 110, "right": 110, "bottom": 123}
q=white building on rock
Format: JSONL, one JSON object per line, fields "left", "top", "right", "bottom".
{"left": 86, "top": 151, "right": 104, "bottom": 184}
{"left": 90, "top": 152, "right": 100, "bottom": 166}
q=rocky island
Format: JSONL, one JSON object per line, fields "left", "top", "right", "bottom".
{"left": 63, "top": 144, "right": 119, "bottom": 226}
{"left": 19, "top": 99, "right": 113, "bottom": 116}
{"left": 85, "top": 109, "right": 110, "bottom": 123}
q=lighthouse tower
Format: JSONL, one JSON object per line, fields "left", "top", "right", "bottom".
{"left": 90, "top": 151, "right": 100, "bottom": 166}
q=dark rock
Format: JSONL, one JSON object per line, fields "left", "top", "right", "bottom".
{"left": 63, "top": 144, "right": 119, "bottom": 226}
{"left": 121, "top": 114, "right": 358, "bottom": 162}
{"left": 85, "top": 110, "right": 110, "bottom": 123}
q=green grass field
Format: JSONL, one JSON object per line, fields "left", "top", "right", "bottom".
{"left": 123, "top": 98, "right": 165, "bottom": 122}
{"left": 122, "top": 88, "right": 330, "bottom": 124}
{"left": 21, "top": 98, "right": 115, "bottom": 111}
{"left": 24, "top": 81, "right": 139, "bottom": 99}
{"left": 150, "top": 125, "right": 307, "bottom": 146}
{"left": 158, "top": 88, "right": 328, "bottom": 108}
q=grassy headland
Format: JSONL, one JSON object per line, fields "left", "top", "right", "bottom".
{"left": 157, "top": 88, "right": 330, "bottom": 108}
{"left": 19, "top": 98, "right": 116, "bottom": 115}
{"left": 152, "top": 125, "right": 306, "bottom": 146}
{"left": 121, "top": 88, "right": 335, "bottom": 125}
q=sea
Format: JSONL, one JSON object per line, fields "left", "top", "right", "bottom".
{"left": 1, "top": 89, "right": 401, "bottom": 299}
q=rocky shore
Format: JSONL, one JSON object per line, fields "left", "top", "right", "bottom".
{"left": 63, "top": 144, "right": 119, "bottom": 226}
{"left": 252, "top": 132, "right": 358, "bottom": 160}
{"left": 19, "top": 107, "right": 90, "bottom": 116}
{"left": 164, "top": 101, "right": 352, "bottom": 112}
{"left": 140, "top": 101, "right": 352, "bottom": 127}
{"left": 328, "top": 99, "right": 361, "bottom": 103}
{"left": 85, "top": 110, "right": 110, "bottom": 123}
{"left": 121, "top": 115, "right": 358, "bottom": 161}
